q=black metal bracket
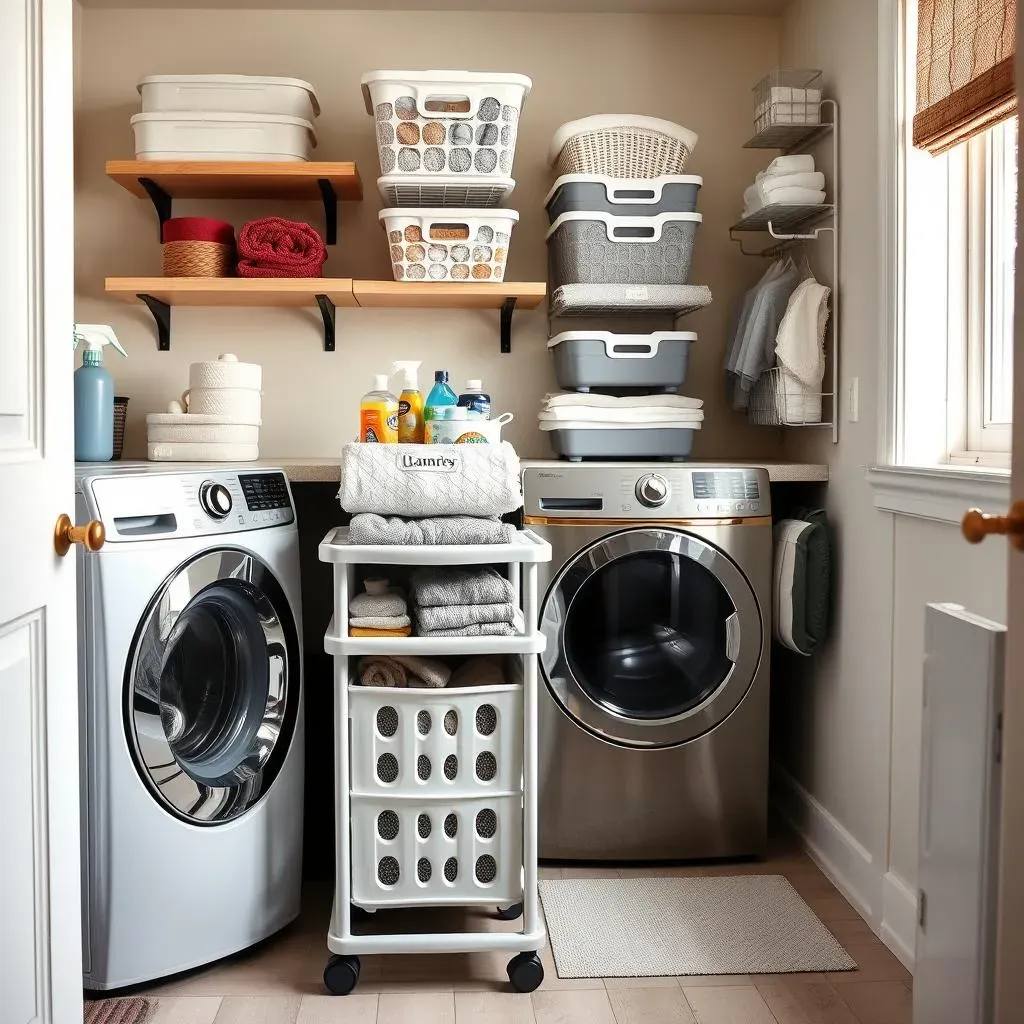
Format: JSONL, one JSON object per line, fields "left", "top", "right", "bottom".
{"left": 315, "top": 293, "right": 336, "bottom": 351}
{"left": 500, "top": 296, "right": 517, "bottom": 354}
{"left": 317, "top": 179, "right": 338, "bottom": 245}
{"left": 138, "top": 178, "right": 172, "bottom": 242}
{"left": 138, "top": 294, "right": 171, "bottom": 351}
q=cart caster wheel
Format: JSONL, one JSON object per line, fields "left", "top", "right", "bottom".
{"left": 507, "top": 951, "right": 544, "bottom": 992}
{"left": 324, "top": 954, "right": 361, "bottom": 995}
{"left": 495, "top": 902, "right": 523, "bottom": 921}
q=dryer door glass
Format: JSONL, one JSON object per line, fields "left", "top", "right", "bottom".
{"left": 541, "top": 528, "right": 762, "bottom": 748}
{"left": 127, "top": 548, "right": 300, "bottom": 825}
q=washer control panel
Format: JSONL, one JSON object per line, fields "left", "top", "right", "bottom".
{"left": 522, "top": 463, "right": 770, "bottom": 520}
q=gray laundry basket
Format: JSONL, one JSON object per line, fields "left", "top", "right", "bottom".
{"left": 545, "top": 174, "right": 701, "bottom": 223}
{"left": 546, "top": 211, "right": 701, "bottom": 289}
{"left": 548, "top": 330, "right": 696, "bottom": 391}
{"left": 543, "top": 425, "right": 696, "bottom": 461}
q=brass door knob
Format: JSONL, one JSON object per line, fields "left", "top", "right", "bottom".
{"left": 54, "top": 514, "right": 105, "bottom": 557}
{"left": 962, "top": 501, "right": 1024, "bottom": 550}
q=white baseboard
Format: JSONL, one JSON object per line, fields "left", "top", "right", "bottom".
{"left": 772, "top": 766, "right": 881, "bottom": 927}
{"left": 881, "top": 870, "right": 917, "bottom": 971}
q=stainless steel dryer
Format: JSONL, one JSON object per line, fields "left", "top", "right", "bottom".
{"left": 522, "top": 462, "right": 772, "bottom": 861}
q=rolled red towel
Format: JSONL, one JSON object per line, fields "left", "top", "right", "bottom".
{"left": 236, "top": 217, "right": 327, "bottom": 278}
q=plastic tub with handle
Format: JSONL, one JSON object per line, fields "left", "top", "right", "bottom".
{"left": 548, "top": 330, "right": 696, "bottom": 391}
{"left": 545, "top": 174, "right": 701, "bottom": 223}
{"left": 541, "top": 421, "right": 697, "bottom": 462}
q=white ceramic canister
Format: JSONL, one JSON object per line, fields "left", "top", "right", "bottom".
{"left": 189, "top": 353, "right": 263, "bottom": 391}
{"left": 428, "top": 409, "right": 512, "bottom": 444}
{"left": 182, "top": 387, "right": 262, "bottom": 424}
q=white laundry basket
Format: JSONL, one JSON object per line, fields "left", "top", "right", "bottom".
{"left": 380, "top": 208, "right": 518, "bottom": 281}
{"left": 362, "top": 71, "right": 531, "bottom": 179}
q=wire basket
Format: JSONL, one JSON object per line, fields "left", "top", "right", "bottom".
{"left": 112, "top": 396, "right": 129, "bottom": 460}
{"left": 748, "top": 366, "right": 827, "bottom": 425}
{"left": 753, "top": 69, "right": 823, "bottom": 135}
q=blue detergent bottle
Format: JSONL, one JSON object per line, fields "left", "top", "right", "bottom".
{"left": 423, "top": 370, "right": 458, "bottom": 440}
{"left": 73, "top": 324, "right": 127, "bottom": 462}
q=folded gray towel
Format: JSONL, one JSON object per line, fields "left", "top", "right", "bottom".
{"left": 349, "top": 514, "right": 517, "bottom": 546}
{"left": 350, "top": 614, "right": 411, "bottom": 629}
{"left": 420, "top": 621, "right": 518, "bottom": 637}
{"left": 349, "top": 589, "right": 407, "bottom": 618}
{"left": 411, "top": 567, "right": 514, "bottom": 608}
{"left": 416, "top": 602, "right": 516, "bottom": 633}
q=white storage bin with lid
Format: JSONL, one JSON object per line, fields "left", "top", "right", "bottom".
{"left": 549, "top": 115, "right": 698, "bottom": 178}
{"left": 130, "top": 111, "right": 317, "bottom": 161}
{"left": 362, "top": 70, "right": 531, "bottom": 185}
{"left": 380, "top": 207, "right": 518, "bottom": 282}
{"left": 548, "top": 330, "right": 697, "bottom": 391}
{"left": 138, "top": 75, "right": 320, "bottom": 121}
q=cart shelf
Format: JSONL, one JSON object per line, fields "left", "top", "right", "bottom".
{"left": 319, "top": 526, "right": 551, "bottom": 565}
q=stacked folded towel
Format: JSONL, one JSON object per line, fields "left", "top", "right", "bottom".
{"left": 742, "top": 154, "right": 827, "bottom": 217}
{"left": 538, "top": 392, "right": 704, "bottom": 431}
{"left": 349, "top": 577, "right": 411, "bottom": 638}
{"left": 357, "top": 653, "right": 507, "bottom": 688}
{"left": 411, "top": 567, "right": 520, "bottom": 638}
{"left": 349, "top": 514, "right": 517, "bottom": 546}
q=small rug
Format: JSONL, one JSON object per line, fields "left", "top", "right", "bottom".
{"left": 539, "top": 874, "right": 857, "bottom": 978}
{"left": 84, "top": 997, "right": 154, "bottom": 1024}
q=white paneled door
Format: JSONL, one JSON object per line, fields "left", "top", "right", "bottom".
{"left": 0, "top": 2, "right": 82, "bottom": 1024}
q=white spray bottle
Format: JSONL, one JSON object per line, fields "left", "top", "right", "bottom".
{"left": 73, "top": 324, "right": 127, "bottom": 462}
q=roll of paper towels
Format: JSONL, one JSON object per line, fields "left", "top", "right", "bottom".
{"left": 182, "top": 387, "right": 262, "bottom": 423}
{"left": 189, "top": 353, "right": 262, "bottom": 392}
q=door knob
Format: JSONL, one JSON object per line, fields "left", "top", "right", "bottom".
{"left": 54, "top": 514, "right": 105, "bottom": 557}
{"left": 961, "top": 501, "right": 1024, "bottom": 550}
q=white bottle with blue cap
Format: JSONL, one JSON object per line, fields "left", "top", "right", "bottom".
{"left": 73, "top": 324, "right": 127, "bottom": 462}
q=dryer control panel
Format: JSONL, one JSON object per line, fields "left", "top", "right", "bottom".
{"left": 521, "top": 463, "right": 771, "bottom": 520}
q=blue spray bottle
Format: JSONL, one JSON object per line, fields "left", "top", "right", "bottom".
{"left": 73, "top": 324, "right": 127, "bottom": 462}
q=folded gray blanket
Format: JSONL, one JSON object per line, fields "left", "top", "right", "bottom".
{"left": 411, "top": 567, "right": 514, "bottom": 608}
{"left": 416, "top": 602, "right": 516, "bottom": 632}
{"left": 349, "top": 514, "right": 517, "bottom": 546}
{"left": 420, "top": 621, "right": 518, "bottom": 637}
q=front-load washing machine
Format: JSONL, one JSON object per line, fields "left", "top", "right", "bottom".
{"left": 76, "top": 465, "right": 304, "bottom": 989}
{"left": 523, "top": 462, "right": 772, "bottom": 861}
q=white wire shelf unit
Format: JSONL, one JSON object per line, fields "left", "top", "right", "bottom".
{"left": 318, "top": 526, "right": 553, "bottom": 996}
{"left": 730, "top": 97, "right": 839, "bottom": 443}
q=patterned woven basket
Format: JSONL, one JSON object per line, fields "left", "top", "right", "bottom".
{"left": 112, "top": 396, "right": 129, "bottom": 460}
{"left": 553, "top": 127, "right": 692, "bottom": 178}
{"left": 162, "top": 240, "right": 234, "bottom": 277}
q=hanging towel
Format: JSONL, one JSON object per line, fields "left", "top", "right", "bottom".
{"left": 762, "top": 154, "right": 815, "bottom": 176}
{"left": 416, "top": 603, "right": 517, "bottom": 633}
{"left": 349, "top": 578, "right": 407, "bottom": 618}
{"left": 339, "top": 442, "right": 521, "bottom": 518}
{"left": 349, "top": 625, "right": 412, "bottom": 638}
{"left": 359, "top": 659, "right": 408, "bottom": 687}
{"left": 348, "top": 514, "right": 517, "bottom": 546}
{"left": 236, "top": 217, "right": 327, "bottom": 278}
{"left": 350, "top": 614, "right": 411, "bottom": 630}
{"left": 411, "top": 567, "right": 514, "bottom": 608}
{"left": 773, "top": 509, "right": 830, "bottom": 655}
{"left": 542, "top": 393, "right": 703, "bottom": 410}
{"left": 388, "top": 654, "right": 451, "bottom": 688}
{"left": 726, "top": 259, "right": 787, "bottom": 378}
{"left": 773, "top": 278, "right": 831, "bottom": 423}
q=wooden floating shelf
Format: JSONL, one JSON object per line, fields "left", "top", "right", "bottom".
{"left": 105, "top": 278, "right": 546, "bottom": 353}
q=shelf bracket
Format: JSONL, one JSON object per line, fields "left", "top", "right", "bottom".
{"left": 137, "top": 294, "right": 171, "bottom": 351}
{"left": 317, "top": 179, "right": 339, "bottom": 245}
{"left": 500, "top": 296, "right": 517, "bottom": 354}
{"left": 315, "top": 293, "right": 336, "bottom": 351}
{"left": 138, "top": 178, "right": 172, "bottom": 242}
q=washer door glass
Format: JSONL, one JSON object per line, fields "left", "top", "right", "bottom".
{"left": 541, "top": 528, "right": 762, "bottom": 748}
{"left": 127, "top": 548, "right": 300, "bottom": 824}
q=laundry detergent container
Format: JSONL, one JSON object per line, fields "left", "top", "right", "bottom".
{"left": 547, "top": 211, "right": 701, "bottom": 289}
{"left": 549, "top": 330, "right": 696, "bottom": 391}
{"left": 542, "top": 422, "right": 696, "bottom": 462}
{"left": 545, "top": 175, "right": 701, "bottom": 223}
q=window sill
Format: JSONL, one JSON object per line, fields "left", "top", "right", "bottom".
{"left": 868, "top": 464, "right": 1010, "bottom": 524}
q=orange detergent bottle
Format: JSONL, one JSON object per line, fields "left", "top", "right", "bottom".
{"left": 360, "top": 374, "right": 399, "bottom": 443}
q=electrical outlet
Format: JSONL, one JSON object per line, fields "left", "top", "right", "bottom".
{"left": 848, "top": 377, "right": 860, "bottom": 422}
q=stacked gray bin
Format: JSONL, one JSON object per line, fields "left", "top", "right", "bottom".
{"left": 542, "top": 172, "right": 709, "bottom": 461}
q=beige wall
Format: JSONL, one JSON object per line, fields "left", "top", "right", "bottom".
{"left": 74, "top": 8, "right": 786, "bottom": 462}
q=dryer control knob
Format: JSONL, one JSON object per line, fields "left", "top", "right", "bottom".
{"left": 200, "top": 481, "right": 232, "bottom": 519}
{"left": 635, "top": 474, "right": 669, "bottom": 508}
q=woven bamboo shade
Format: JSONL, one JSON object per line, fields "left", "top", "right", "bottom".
{"left": 914, "top": 0, "right": 1017, "bottom": 154}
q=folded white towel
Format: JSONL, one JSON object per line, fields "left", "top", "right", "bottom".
{"left": 542, "top": 392, "right": 703, "bottom": 410}
{"left": 743, "top": 187, "right": 827, "bottom": 217}
{"left": 759, "top": 171, "right": 825, "bottom": 192}
{"left": 539, "top": 406, "right": 704, "bottom": 423}
{"left": 539, "top": 419, "right": 702, "bottom": 432}
{"left": 762, "top": 154, "right": 815, "bottom": 176}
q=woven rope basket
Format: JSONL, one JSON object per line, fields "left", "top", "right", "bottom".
{"left": 553, "top": 127, "right": 692, "bottom": 178}
{"left": 162, "top": 240, "right": 234, "bottom": 278}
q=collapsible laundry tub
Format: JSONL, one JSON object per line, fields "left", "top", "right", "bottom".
{"left": 545, "top": 175, "right": 701, "bottom": 223}
{"left": 548, "top": 330, "right": 696, "bottom": 391}
{"left": 137, "top": 74, "right": 320, "bottom": 121}
{"left": 362, "top": 71, "right": 531, "bottom": 187}
{"left": 549, "top": 115, "right": 698, "bottom": 178}
{"left": 380, "top": 208, "right": 518, "bottom": 281}
{"left": 131, "top": 111, "right": 317, "bottom": 161}
{"left": 542, "top": 422, "right": 696, "bottom": 462}
{"left": 547, "top": 211, "right": 702, "bottom": 289}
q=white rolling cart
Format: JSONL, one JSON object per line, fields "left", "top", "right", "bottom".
{"left": 318, "top": 526, "right": 552, "bottom": 995}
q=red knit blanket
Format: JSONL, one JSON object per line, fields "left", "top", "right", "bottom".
{"left": 237, "top": 217, "right": 327, "bottom": 278}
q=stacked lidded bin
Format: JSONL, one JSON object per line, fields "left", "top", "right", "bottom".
{"left": 362, "top": 71, "right": 531, "bottom": 282}
{"left": 543, "top": 115, "right": 711, "bottom": 461}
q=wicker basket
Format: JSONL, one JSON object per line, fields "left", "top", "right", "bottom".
{"left": 163, "top": 240, "right": 234, "bottom": 277}
{"left": 112, "top": 397, "right": 128, "bottom": 460}
{"left": 554, "top": 128, "right": 692, "bottom": 177}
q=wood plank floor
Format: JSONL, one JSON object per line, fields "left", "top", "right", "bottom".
{"left": 124, "top": 829, "right": 912, "bottom": 1024}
